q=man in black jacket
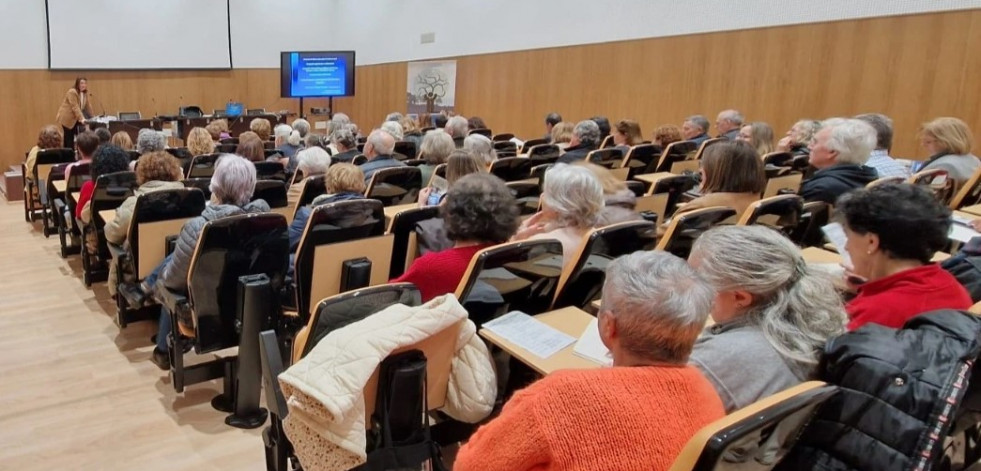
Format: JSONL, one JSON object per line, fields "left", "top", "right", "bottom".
{"left": 799, "top": 118, "right": 878, "bottom": 204}
{"left": 557, "top": 120, "right": 601, "bottom": 164}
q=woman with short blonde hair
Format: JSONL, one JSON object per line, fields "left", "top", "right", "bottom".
{"left": 550, "top": 122, "right": 575, "bottom": 149}
{"left": 419, "top": 130, "right": 455, "bottom": 185}
{"left": 737, "top": 122, "right": 775, "bottom": 156}
{"left": 288, "top": 163, "right": 367, "bottom": 252}
{"left": 920, "top": 117, "right": 980, "bottom": 184}
{"left": 187, "top": 127, "right": 215, "bottom": 156}
{"left": 250, "top": 117, "right": 272, "bottom": 141}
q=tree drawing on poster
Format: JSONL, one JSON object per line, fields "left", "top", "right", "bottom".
{"left": 407, "top": 60, "right": 456, "bottom": 114}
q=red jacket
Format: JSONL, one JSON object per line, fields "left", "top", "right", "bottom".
{"left": 847, "top": 264, "right": 972, "bottom": 330}
{"left": 75, "top": 180, "right": 95, "bottom": 219}
{"left": 391, "top": 244, "right": 489, "bottom": 302}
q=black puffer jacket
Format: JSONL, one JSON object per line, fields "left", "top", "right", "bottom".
{"left": 798, "top": 164, "right": 877, "bottom": 205}
{"left": 776, "top": 310, "right": 981, "bottom": 471}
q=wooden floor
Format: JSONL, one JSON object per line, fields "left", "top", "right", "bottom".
{"left": 0, "top": 200, "right": 264, "bottom": 470}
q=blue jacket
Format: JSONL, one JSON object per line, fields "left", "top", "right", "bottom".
{"left": 359, "top": 154, "right": 406, "bottom": 184}
{"left": 288, "top": 192, "right": 366, "bottom": 252}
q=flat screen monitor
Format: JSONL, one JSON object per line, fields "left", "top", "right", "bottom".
{"left": 280, "top": 51, "right": 356, "bottom": 98}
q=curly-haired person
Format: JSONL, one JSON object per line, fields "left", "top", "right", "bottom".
{"left": 391, "top": 173, "right": 520, "bottom": 301}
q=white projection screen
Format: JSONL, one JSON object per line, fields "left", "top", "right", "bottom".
{"left": 46, "top": 0, "right": 232, "bottom": 70}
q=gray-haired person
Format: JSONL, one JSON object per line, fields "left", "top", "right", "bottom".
{"left": 147, "top": 155, "right": 270, "bottom": 370}
{"left": 688, "top": 225, "right": 846, "bottom": 412}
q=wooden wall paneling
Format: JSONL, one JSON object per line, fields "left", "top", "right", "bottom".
{"left": 3, "top": 10, "right": 981, "bottom": 174}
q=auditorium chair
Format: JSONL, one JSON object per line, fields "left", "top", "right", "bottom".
{"left": 53, "top": 162, "right": 91, "bottom": 257}
{"left": 114, "top": 188, "right": 206, "bottom": 327}
{"left": 526, "top": 144, "right": 561, "bottom": 165}
{"left": 118, "top": 111, "right": 141, "bottom": 120}
{"left": 519, "top": 138, "right": 549, "bottom": 154}
{"left": 866, "top": 176, "right": 905, "bottom": 188}
{"left": 289, "top": 200, "right": 391, "bottom": 323}
{"left": 551, "top": 221, "right": 656, "bottom": 310}
{"left": 23, "top": 148, "right": 74, "bottom": 223}
{"left": 692, "top": 137, "right": 724, "bottom": 161}
{"left": 352, "top": 154, "right": 368, "bottom": 166}
{"left": 41, "top": 163, "right": 71, "bottom": 238}
{"left": 261, "top": 283, "right": 459, "bottom": 471}
{"left": 507, "top": 180, "right": 542, "bottom": 215}
{"left": 737, "top": 195, "right": 804, "bottom": 236}
{"left": 908, "top": 168, "right": 956, "bottom": 205}
{"left": 761, "top": 151, "right": 794, "bottom": 168}
{"left": 668, "top": 382, "right": 838, "bottom": 471}
{"left": 182, "top": 178, "right": 212, "bottom": 199}
{"left": 656, "top": 206, "right": 737, "bottom": 259}
{"left": 393, "top": 141, "right": 417, "bottom": 160}
{"left": 489, "top": 157, "right": 535, "bottom": 182}
{"left": 454, "top": 239, "right": 565, "bottom": 324}
{"left": 290, "top": 176, "right": 327, "bottom": 220}
{"left": 82, "top": 171, "right": 138, "bottom": 286}
{"left": 950, "top": 166, "right": 981, "bottom": 209}
{"left": 255, "top": 161, "right": 287, "bottom": 182}
{"left": 217, "top": 143, "right": 237, "bottom": 153}
{"left": 497, "top": 150, "right": 517, "bottom": 158}
{"left": 585, "top": 148, "right": 624, "bottom": 169}
{"left": 469, "top": 128, "right": 492, "bottom": 137}
{"left": 156, "top": 212, "right": 289, "bottom": 429}
{"left": 789, "top": 201, "right": 832, "bottom": 248}
{"left": 387, "top": 205, "right": 440, "bottom": 279}
{"left": 492, "top": 133, "right": 515, "bottom": 142}
{"left": 246, "top": 108, "right": 266, "bottom": 116}
{"left": 493, "top": 140, "right": 518, "bottom": 153}
{"left": 365, "top": 167, "right": 423, "bottom": 206}
{"left": 638, "top": 173, "right": 699, "bottom": 219}
{"left": 186, "top": 153, "right": 220, "bottom": 179}
{"left": 253, "top": 180, "right": 290, "bottom": 220}
{"left": 651, "top": 141, "right": 699, "bottom": 173}
{"left": 620, "top": 144, "right": 662, "bottom": 179}
{"left": 219, "top": 137, "right": 239, "bottom": 145}
{"left": 599, "top": 135, "right": 614, "bottom": 149}
{"left": 762, "top": 171, "right": 804, "bottom": 199}
{"left": 125, "top": 150, "right": 140, "bottom": 162}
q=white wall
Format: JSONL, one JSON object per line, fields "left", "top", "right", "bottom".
{"left": 0, "top": 0, "right": 978, "bottom": 69}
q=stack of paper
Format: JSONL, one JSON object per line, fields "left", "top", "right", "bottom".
{"left": 483, "top": 311, "right": 575, "bottom": 359}
{"left": 572, "top": 319, "right": 613, "bottom": 366}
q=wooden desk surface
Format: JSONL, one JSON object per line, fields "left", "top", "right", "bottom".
{"left": 955, "top": 210, "right": 980, "bottom": 222}
{"left": 479, "top": 307, "right": 601, "bottom": 375}
{"left": 961, "top": 205, "right": 981, "bottom": 217}
{"left": 71, "top": 192, "right": 80, "bottom": 203}
{"left": 633, "top": 172, "right": 675, "bottom": 185}
{"left": 52, "top": 180, "right": 67, "bottom": 193}
{"left": 98, "top": 209, "right": 116, "bottom": 223}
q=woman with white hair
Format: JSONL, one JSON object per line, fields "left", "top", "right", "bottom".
{"left": 291, "top": 118, "right": 311, "bottom": 138}
{"left": 136, "top": 128, "right": 166, "bottom": 154}
{"left": 512, "top": 163, "right": 604, "bottom": 267}
{"left": 418, "top": 130, "right": 456, "bottom": 186}
{"left": 688, "top": 225, "right": 847, "bottom": 412}
{"left": 287, "top": 146, "right": 332, "bottom": 205}
{"left": 146, "top": 155, "right": 271, "bottom": 370}
{"left": 273, "top": 124, "right": 303, "bottom": 172}
{"left": 330, "top": 125, "right": 360, "bottom": 163}
{"left": 455, "top": 251, "right": 724, "bottom": 471}
{"left": 463, "top": 134, "right": 497, "bottom": 166}
{"left": 380, "top": 120, "right": 404, "bottom": 141}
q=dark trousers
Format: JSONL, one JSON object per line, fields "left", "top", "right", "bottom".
{"left": 62, "top": 125, "right": 76, "bottom": 148}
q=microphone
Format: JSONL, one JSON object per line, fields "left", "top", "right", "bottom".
{"left": 178, "top": 95, "right": 184, "bottom": 116}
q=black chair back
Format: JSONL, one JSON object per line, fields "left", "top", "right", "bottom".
{"left": 220, "top": 137, "right": 240, "bottom": 145}
{"left": 489, "top": 157, "right": 535, "bottom": 182}
{"left": 188, "top": 212, "right": 288, "bottom": 353}
{"left": 32, "top": 148, "right": 76, "bottom": 182}
{"left": 520, "top": 138, "right": 549, "bottom": 154}
{"left": 469, "top": 128, "right": 492, "bottom": 137}
{"left": 66, "top": 162, "right": 92, "bottom": 191}
{"left": 651, "top": 174, "right": 699, "bottom": 218}
{"left": 553, "top": 221, "right": 656, "bottom": 310}
{"left": 740, "top": 195, "right": 804, "bottom": 235}
{"left": 183, "top": 178, "right": 212, "bottom": 199}
{"left": 586, "top": 148, "right": 624, "bottom": 169}
{"left": 658, "top": 207, "right": 737, "bottom": 259}
{"left": 653, "top": 141, "right": 699, "bottom": 173}
{"left": 187, "top": 153, "right": 220, "bottom": 179}
{"left": 493, "top": 140, "right": 518, "bottom": 153}
{"left": 762, "top": 151, "right": 794, "bottom": 167}
{"left": 127, "top": 188, "right": 207, "bottom": 278}
{"left": 179, "top": 106, "right": 204, "bottom": 118}
{"left": 492, "top": 133, "right": 515, "bottom": 142}
{"left": 299, "top": 284, "right": 421, "bottom": 359}
{"left": 217, "top": 143, "right": 237, "bottom": 153}
{"left": 790, "top": 201, "right": 831, "bottom": 247}
{"left": 457, "top": 240, "right": 565, "bottom": 323}
{"left": 118, "top": 111, "right": 141, "bottom": 121}
{"left": 394, "top": 141, "right": 417, "bottom": 160}
{"left": 246, "top": 108, "right": 265, "bottom": 116}
{"left": 255, "top": 161, "right": 287, "bottom": 182}
{"left": 365, "top": 167, "right": 423, "bottom": 206}
{"left": 352, "top": 155, "right": 367, "bottom": 166}
{"left": 294, "top": 200, "right": 386, "bottom": 321}
{"left": 622, "top": 144, "right": 661, "bottom": 178}
{"left": 91, "top": 171, "right": 138, "bottom": 216}
{"left": 126, "top": 150, "right": 141, "bottom": 162}
{"left": 526, "top": 144, "right": 561, "bottom": 164}
{"left": 388, "top": 206, "right": 441, "bottom": 279}
{"left": 295, "top": 176, "right": 327, "bottom": 209}
{"left": 264, "top": 149, "right": 283, "bottom": 159}
{"left": 253, "top": 180, "right": 288, "bottom": 209}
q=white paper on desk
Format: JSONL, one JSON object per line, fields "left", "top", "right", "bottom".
{"left": 950, "top": 223, "right": 981, "bottom": 243}
{"left": 478, "top": 267, "right": 519, "bottom": 280}
{"left": 953, "top": 214, "right": 974, "bottom": 226}
{"left": 821, "top": 223, "right": 852, "bottom": 268}
{"left": 483, "top": 311, "right": 575, "bottom": 359}
{"left": 572, "top": 319, "right": 613, "bottom": 367}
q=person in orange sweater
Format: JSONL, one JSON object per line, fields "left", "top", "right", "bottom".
{"left": 454, "top": 251, "right": 725, "bottom": 471}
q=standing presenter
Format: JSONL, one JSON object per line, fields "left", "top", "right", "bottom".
{"left": 55, "top": 77, "right": 94, "bottom": 148}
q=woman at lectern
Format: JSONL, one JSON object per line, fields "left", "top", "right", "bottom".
{"left": 55, "top": 77, "right": 94, "bottom": 148}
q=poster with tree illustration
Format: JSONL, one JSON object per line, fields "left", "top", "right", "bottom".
{"left": 406, "top": 60, "right": 456, "bottom": 115}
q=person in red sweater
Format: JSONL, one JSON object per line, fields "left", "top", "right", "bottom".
{"left": 837, "top": 183, "right": 972, "bottom": 330}
{"left": 392, "top": 172, "right": 519, "bottom": 302}
{"left": 455, "top": 251, "right": 725, "bottom": 471}
{"left": 74, "top": 144, "right": 131, "bottom": 221}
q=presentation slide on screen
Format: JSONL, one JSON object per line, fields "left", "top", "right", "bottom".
{"left": 289, "top": 53, "right": 348, "bottom": 97}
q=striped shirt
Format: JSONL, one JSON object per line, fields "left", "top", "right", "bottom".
{"left": 866, "top": 149, "right": 910, "bottom": 179}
